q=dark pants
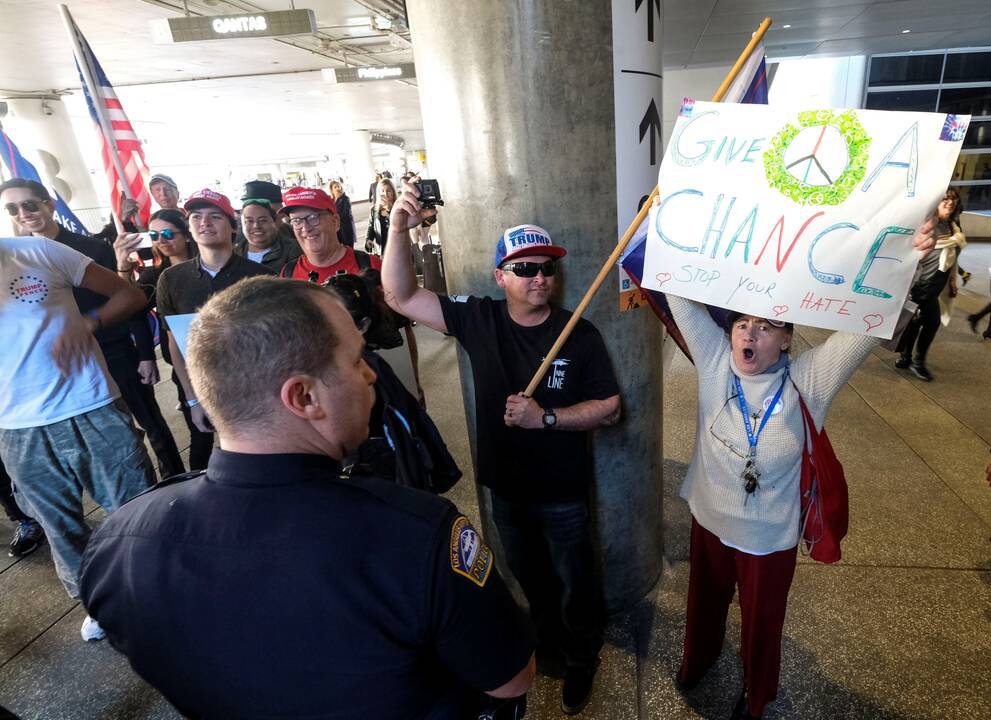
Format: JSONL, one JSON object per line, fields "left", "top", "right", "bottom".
{"left": 897, "top": 271, "right": 949, "bottom": 363}
{"left": 0, "top": 458, "right": 31, "bottom": 522}
{"left": 491, "top": 494, "right": 603, "bottom": 670}
{"left": 105, "top": 346, "right": 185, "bottom": 479}
{"left": 173, "top": 370, "right": 214, "bottom": 471}
{"left": 972, "top": 301, "right": 991, "bottom": 337}
{"left": 679, "top": 518, "right": 797, "bottom": 718}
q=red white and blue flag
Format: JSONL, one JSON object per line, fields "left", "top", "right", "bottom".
{"left": 62, "top": 7, "right": 151, "bottom": 228}
{"left": 620, "top": 42, "right": 769, "bottom": 359}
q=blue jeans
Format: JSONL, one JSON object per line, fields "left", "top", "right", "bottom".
{"left": 0, "top": 400, "right": 154, "bottom": 598}
{"left": 490, "top": 494, "right": 603, "bottom": 669}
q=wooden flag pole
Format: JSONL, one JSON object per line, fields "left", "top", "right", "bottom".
{"left": 522, "top": 16, "right": 773, "bottom": 397}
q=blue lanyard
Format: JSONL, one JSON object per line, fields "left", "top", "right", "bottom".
{"left": 733, "top": 370, "right": 788, "bottom": 456}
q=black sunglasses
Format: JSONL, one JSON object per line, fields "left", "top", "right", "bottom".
{"left": 4, "top": 199, "right": 45, "bottom": 216}
{"left": 148, "top": 229, "right": 176, "bottom": 241}
{"left": 500, "top": 260, "right": 557, "bottom": 278}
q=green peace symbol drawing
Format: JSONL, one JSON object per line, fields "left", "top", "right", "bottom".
{"left": 763, "top": 109, "right": 871, "bottom": 206}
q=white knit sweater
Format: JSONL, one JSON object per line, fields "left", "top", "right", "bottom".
{"left": 668, "top": 295, "right": 881, "bottom": 553}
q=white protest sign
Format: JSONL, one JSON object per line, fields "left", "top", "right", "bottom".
{"left": 165, "top": 313, "right": 196, "bottom": 359}
{"left": 641, "top": 100, "right": 969, "bottom": 338}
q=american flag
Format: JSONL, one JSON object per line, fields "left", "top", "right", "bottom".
{"left": 62, "top": 6, "right": 151, "bottom": 228}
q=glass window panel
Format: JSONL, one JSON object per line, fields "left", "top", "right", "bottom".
{"left": 952, "top": 153, "right": 991, "bottom": 182}
{"left": 865, "top": 90, "right": 939, "bottom": 112}
{"left": 868, "top": 55, "right": 944, "bottom": 86}
{"left": 955, "top": 184, "right": 991, "bottom": 213}
{"left": 943, "top": 52, "right": 991, "bottom": 84}
{"left": 963, "top": 121, "right": 991, "bottom": 149}
{"left": 938, "top": 87, "right": 991, "bottom": 117}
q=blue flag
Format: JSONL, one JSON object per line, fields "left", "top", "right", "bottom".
{"left": 0, "top": 127, "right": 89, "bottom": 235}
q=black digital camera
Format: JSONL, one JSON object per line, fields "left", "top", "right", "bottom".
{"left": 413, "top": 178, "right": 444, "bottom": 227}
{"left": 413, "top": 178, "right": 444, "bottom": 209}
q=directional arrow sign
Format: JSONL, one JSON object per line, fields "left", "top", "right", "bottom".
{"left": 639, "top": 99, "right": 662, "bottom": 165}
{"left": 635, "top": 0, "right": 661, "bottom": 43}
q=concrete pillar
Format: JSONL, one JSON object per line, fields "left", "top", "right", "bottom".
{"left": 344, "top": 130, "right": 376, "bottom": 202}
{"left": 1, "top": 97, "right": 100, "bottom": 211}
{"left": 408, "top": 0, "right": 663, "bottom": 611}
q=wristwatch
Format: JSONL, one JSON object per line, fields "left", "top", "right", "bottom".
{"left": 542, "top": 408, "right": 557, "bottom": 430}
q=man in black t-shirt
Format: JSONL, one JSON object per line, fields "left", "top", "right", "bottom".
{"left": 382, "top": 186, "right": 621, "bottom": 716}
{"left": 80, "top": 278, "right": 535, "bottom": 719}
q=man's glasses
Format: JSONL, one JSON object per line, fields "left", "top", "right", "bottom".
{"left": 4, "top": 199, "right": 44, "bottom": 216}
{"left": 500, "top": 260, "right": 557, "bottom": 278}
{"left": 288, "top": 212, "right": 327, "bottom": 228}
{"left": 148, "top": 229, "right": 176, "bottom": 241}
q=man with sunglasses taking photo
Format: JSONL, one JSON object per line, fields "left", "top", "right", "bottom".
{"left": 1, "top": 179, "right": 185, "bottom": 483}
{"left": 382, "top": 185, "right": 621, "bottom": 716}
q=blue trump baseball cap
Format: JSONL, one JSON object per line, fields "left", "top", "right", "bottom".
{"left": 494, "top": 224, "right": 567, "bottom": 268}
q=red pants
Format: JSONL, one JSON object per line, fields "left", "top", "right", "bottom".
{"left": 678, "top": 518, "right": 797, "bottom": 718}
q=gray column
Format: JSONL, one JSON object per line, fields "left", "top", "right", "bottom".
{"left": 408, "top": 0, "right": 663, "bottom": 611}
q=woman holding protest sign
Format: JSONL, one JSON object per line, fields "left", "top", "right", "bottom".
{"left": 665, "top": 222, "right": 933, "bottom": 720}
{"left": 895, "top": 188, "right": 966, "bottom": 381}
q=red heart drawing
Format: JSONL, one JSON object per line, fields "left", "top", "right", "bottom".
{"left": 863, "top": 313, "right": 883, "bottom": 331}
{"left": 655, "top": 272, "right": 672, "bottom": 286}
{"left": 772, "top": 305, "right": 788, "bottom": 317}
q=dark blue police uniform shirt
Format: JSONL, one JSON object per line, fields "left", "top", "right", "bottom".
{"left": 79, "top": 450, "right": 534, "bottom": 719}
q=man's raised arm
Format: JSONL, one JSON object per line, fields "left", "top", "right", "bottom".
{"left": 380, "top": 183, "right": 448, "bottom": 333}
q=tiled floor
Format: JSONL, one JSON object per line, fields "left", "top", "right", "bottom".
{"left": 1, "top": 269, "right": 988, "bottom": 719}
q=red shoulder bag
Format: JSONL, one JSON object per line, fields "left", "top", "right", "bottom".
{"left": 793, "top": 382, "right": 849, "bottom": 563}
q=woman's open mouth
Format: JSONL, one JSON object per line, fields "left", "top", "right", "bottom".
{"left": 742, "top": 348, "right": 754, "bottom": 361}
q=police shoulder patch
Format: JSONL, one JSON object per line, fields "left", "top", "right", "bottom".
{"left": 449, "top": 515, "right": 493, "bottom": 588}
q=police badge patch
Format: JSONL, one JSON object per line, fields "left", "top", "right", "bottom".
{"left": 449, "top": 515, "right": 493, "bottom": 587}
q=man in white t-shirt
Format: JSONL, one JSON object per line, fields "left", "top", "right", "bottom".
{"left": 0, "top": 235, "right": 155, "bottom": 641}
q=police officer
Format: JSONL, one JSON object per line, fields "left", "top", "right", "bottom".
{"left": 79, "top": 277, "right": 535, "bottom": 719}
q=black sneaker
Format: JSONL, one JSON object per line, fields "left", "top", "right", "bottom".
{"left": 730, "top": 690, "right": 761, "bottom": 720}
{"left": 9, "top": 520, "right": 44, "bottom": 558}
{"left": 968, "top": 315, "right": 979, "bottom": 334}
{"left": 894, "top": 354, "right": 911, "bottom": 369}
{"left": 909, "top": 362, "right": 934, "bottom": 382}
{"left": 561, "top": 661, "right": 599, "bottom": 715}
{"left": 961, "top": 270, "right": 971, "bottom": 286}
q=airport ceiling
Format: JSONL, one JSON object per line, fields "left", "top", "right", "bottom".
{"left": 0, "top": 0, "right": 989, "bottom": 149}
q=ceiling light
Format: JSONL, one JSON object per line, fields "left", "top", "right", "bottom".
{"left": 901, "top": 29, "right": 911, "bottom": 34}
{"left": 782, "top": 24, "right": 792, "bottom": 29}
{"left": 374, "top": 15, "right": 392, "bottom": 31}
{"left": 347, "top": 16, "right": 373, "bottom": 28}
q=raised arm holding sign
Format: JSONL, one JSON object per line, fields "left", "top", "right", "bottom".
{"left": 641, "top": 102, "right": 968, "bottom": 338}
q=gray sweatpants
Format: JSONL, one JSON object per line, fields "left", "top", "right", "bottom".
{"left": 0, "top": 400, "right": 154, "bottom": 598}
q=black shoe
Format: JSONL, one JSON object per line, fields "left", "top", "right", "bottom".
{"left": 9, "top": 520, "right": 44, "bottom": 558}
{"left": 894, "top": 354, "right": 911, "bottom": 369}
{"left": 730, "top": 690, "right": 761, "bottom": 720}
{"left": 675, "top": 673, "right": 701, "bottom": 692}
{"left": 561, "top": 661, "right": 599, "bottom": 715}
{"left": 961, "top": 270, "right": 971, "bottom": 286}
{"left": 968, "top": 315, "right": 979, "bottom": 334}
{"left": 909, "top": 362, "right": 934, "bottom": 382}
{"left": 535, "top": 646, "right": 567, "bottom": 679}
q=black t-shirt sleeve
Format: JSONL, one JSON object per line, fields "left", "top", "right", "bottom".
{"left": 438, "top": 294, "right": 485, "bottom": 344}
{"left": 427, "top": 511, "right": 534, "bottom": 692}
{"left": 575, "top": 322, "right": 621, "bottom": 402}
